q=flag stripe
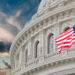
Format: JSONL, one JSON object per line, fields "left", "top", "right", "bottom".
{"left": 56, "top": 35, "right": 75, "bottom": 45}
{"left": 56, "top": 29, "right": 73, "bottom": 42}
{"left": 55, "top": 25, "right": 75, "bottom": 52}
{"left": 57, "top": 37, "right": 75, "bottom": 48}
{"left": 58, "top": 39, "right": 75, "bottom": 48}
{"left": 56, "top": 28, "right": 73, "bottom": 40}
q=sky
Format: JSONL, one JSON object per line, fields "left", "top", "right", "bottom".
{"left": 0, "top": 0, "right": 41, "bottom": 68}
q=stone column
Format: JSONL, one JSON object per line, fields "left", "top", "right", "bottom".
{"left": 28, "top": 39, "right": 32, "bottom": 62}
{"left": 39, "top": 31, "right": 45, "bottom": 62}
{"left": 21, "top": 46, "right": 25, "bottom": 66}
{"left": 19, "top": 48, "right": 22, "bottom": 66}
{"left": 15, "top": 53, "right": 19, "bottom": 68}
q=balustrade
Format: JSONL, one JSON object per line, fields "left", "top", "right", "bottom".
{"left": 9, "top": 47, "right": 75, "bottom": 75}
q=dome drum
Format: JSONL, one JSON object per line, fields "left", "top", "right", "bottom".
{"left": 8, "top": 0, "right": 75, "bottom": 75}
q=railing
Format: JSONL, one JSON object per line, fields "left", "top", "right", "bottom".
{"left": 8, "top": 47, "right": 75, "bottom": 75}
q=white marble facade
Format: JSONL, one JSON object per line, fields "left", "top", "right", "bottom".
{"left": 7, "top": 0, "right": 75, "bottom": 75}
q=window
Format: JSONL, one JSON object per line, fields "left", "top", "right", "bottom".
{"left": 35, "top": 41, "right": 39, "bottom": 58}
{"left": 48, "top": 33, "right": 54, "bottom": 53}
{"left": 64, "top": 27, "right": 70, "bottom": 31}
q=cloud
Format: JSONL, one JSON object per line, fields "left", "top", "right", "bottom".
{"left": 0, "top": 27, "right": 15, "bottom": 42}
{"left": 0, "top": 23, "right": 20, "bottom": 36}
{"left": 0, "top": 52, "right": 9, "bottom": 56}
{"left": 0, "top": 42, "right": 6, "bottom": 52}
{"left": 15, "top": 10, "right": 22, "bottom": 17}
{"left": 5, "top": 10, "right": 23, "bottom": 30}
{"left": 0, "top": 12, "right": 6, "bottom": 18}
{"left": 30, "top": 0, "right": 41, "bottom": 6}
{"left": 0, "top": 41, "right": 11, "bottom": 53}
{"left": 5, "top": 16, "right": 21, "bottom": 30}
{"left": 0, "top": 11, "right": 22, "bottom": 31}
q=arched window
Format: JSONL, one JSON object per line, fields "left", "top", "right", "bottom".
{"left": 35, "top": 41, "right": 39, "bottom": 58}
{"left": 48, "top": 33, "right": 54, "bottom": 53}
{"left": 64, "top": 27, "right": 70, "bottom": 31}
{"left": 25, "top": 49, "right": 28, "bottom": 63}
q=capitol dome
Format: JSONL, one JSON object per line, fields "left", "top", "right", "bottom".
{"left": 7, "top": 0, "right": 75, "bottom": 75}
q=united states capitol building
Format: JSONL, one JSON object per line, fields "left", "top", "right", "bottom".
{"left": 7, "top": 0, "right": 75, "bottom": 75}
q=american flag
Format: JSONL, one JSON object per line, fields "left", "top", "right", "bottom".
{"left": 56, "top": 25, "right": 75, "bottom": 52}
